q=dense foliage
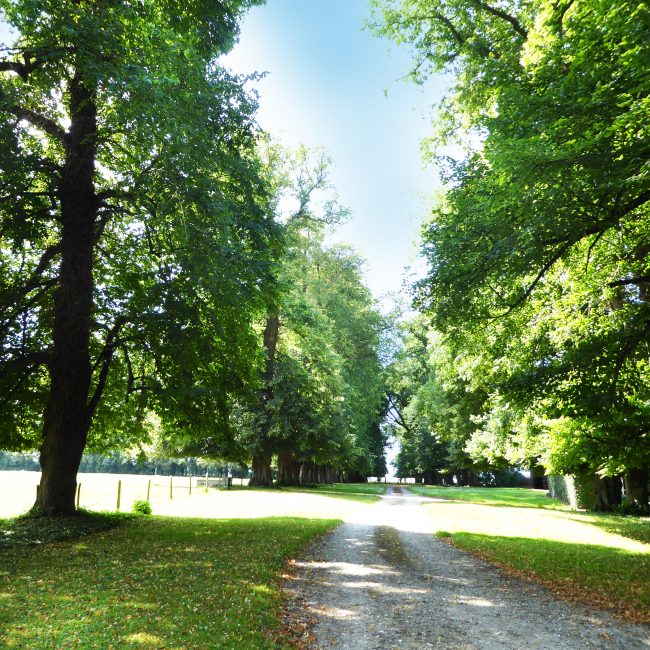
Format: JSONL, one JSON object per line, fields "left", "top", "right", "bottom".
{"left": 373, "top": 0, "right": 650, "bottom": 506}
{"left": 0, "top": 0, "right": 281, "bottom": 513}
{"left": 0, "top": 3, "right": 388, "bottom": 514}
{"left": 234, "top": 146, "right": 387, "bottom": 485}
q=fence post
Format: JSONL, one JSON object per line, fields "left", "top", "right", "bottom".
{"left": 205, "top": 470, "right": 208, "bottom": 493}
{"left": 76, "top": 483, "right": 81, "bottom": 508}
{"left": 170, "top": 475, "right": 173, "bottom": 500}
{"left": 189, "top": 474, "right": 192, "bottom": 495}
{"left": 117, "top": 480, "right": 122, "bottom": 511}
{"left": 146, "top": 479, "right": 151, "bottom": 502}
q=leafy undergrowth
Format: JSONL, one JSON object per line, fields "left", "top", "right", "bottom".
{"left": 0, "top": 515, "right": 339, "bottom": 648}
{"left": 440, "top": 533, "right": 650, "bottom": 624}
{"left": 409, "top": 485, "right": 568, "bottom": 510}
{"left": 0, "top": 510, "right": 130, "bottom": 550}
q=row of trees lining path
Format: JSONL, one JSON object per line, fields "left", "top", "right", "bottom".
{"left": 372, "top": 0, "right": 650, "bottom": 510}
{"left": 3, "top": 0, "right": 648, "bottom": 517}
{"left": 0, "top": 1, "right": 386, "bottom": 515}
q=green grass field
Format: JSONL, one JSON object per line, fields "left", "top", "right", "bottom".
{"left": 278, "top": 481, "right": 386, "bottom": 502}
{"left": 409, "top": 485, "right": 568, "bottom": 509}
{"left": 0, "top": 514, "right": 339, "bottom": 649}
{"left": 412, "top": 486, "right": 650, "bottom": 623}
{"left": 0, "top": 476, "right": 383, "bottom": 648}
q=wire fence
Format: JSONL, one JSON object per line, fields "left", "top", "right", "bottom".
{"left": 0, "top": 471, "right": 249, "bottom": 518}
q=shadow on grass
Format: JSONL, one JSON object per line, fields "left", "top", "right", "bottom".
{"left": 445, "top": 532, "right": 650, "bottom": 621}
{"left": 0, "top": 510, "right": 131, "bottom": 551}
{"left": 0, "top": 515, "right": 339, "bottom": 649}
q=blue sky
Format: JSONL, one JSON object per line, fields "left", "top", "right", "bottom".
{"left": 0, "top": 2, "right": 446, "bottom": 303}
{"left": 223, "top": 0, "right": 447, "bottom": 303}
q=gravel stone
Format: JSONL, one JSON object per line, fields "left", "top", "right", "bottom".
{"left": 283, "top": 487, "right": 650, "bottom": 649}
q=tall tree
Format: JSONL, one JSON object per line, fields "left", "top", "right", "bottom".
{"left": 240, "top": 146, "right": 386, "bottom": 485}
{"left": 372, "top": 0, "right": 650, "bottom": 503}
{"left": 0, "top": 0, "right": 278, "bottom": 515}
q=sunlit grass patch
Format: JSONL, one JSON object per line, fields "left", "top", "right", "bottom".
{"left": 410, "top": 485, "right": 568, "bottom": 510}
{"left": 571, "top": 511, "right": 650, "bottom": 545}
{"left": 0, "top": 515, "right": 339, "bottom": 649}
{"left": 279, "top": 482, "right": 385, "bottom": 502}
{"left": 423, "top": 498, "right": 649, "bottom": 623}
{"left": 228, "top": 482, "right": 384, "bottom": 503}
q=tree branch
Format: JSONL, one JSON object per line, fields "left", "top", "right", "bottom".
{"left": 495, "top": 241, "right": 572, "bottom": 317}
{"left": 87, "top": 317, "right": 127, "bottom": 418}
{"left": 469, "top": 0, "right": 528, "bottom": 38}
{"left": 608, "top": 275, "right": 650, "bottom": 289}
{"left": 0, "top": 88, "right": 67, "bottom": 143}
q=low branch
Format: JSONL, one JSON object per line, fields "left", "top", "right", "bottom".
{"left": 87, "top": 317, "right": 127, "bottom": 418}
{"left": 608, "top": 275, "right": 650, "bottom": 289}
{"left": 0, "top": 88, "right": 67, "bottom": 143}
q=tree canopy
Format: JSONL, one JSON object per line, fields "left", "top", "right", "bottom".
{"left": 0, "top": 1, "right": 388, "bottom": 513}
{"left": 0, "top": 0, "right": 282, "bottom": 513}
{"left": 372, "top": 0, "right": 650, "bottom": 506}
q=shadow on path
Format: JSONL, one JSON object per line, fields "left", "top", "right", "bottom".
{"left": 284, "top": 487, "right": 650, "bottom": 649}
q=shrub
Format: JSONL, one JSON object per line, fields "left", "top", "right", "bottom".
{"left": 611, "top": 501, "right": 650, "bottom": 517}
{"left": 131, "top": 500, "right": 152, "bottom": 515}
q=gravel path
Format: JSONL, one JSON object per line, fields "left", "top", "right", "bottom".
{"left": 283, "top": 487, "right": 650, "bottom": 649}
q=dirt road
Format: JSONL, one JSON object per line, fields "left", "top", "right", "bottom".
{"left": 284, "top": 487, "right": 650, "bottom": 649}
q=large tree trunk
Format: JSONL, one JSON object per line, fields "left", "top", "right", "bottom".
{"left": 277, "top": 452, "right": 301, "bottom": 485}
{"left": 594, "top": 475, "right": 622, "bottom": 511}
{"left": 625, "top": 468, "right": 649, "bottom": 506}
{"left": 250, "top": 312, "right": 280, "bottom": 487}
{"left": 249, "top": 452, "right": 273, "bottom": 487}
{"left": 36, "top": 74, "right": 98, "bottom": 516}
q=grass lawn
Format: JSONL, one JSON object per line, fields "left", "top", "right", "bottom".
{"left": 409, "top": 485, "right": 568, "bottom": 509}
{"left": 227, "top": 482, "right": 386, "bottom": 504}
{"left": 413, "top": 487, "right": 650, "bottom": 623}
{"left": 0, "top": 514, "right": 339, "bottom": 649}
{"left": 278, "top": 482, "right": 385, "bottom": 502}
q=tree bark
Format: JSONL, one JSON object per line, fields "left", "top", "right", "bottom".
{"left": 249, "top": 452, "right": 273, "bottom": 487}
{"left": 625, "top": 468, "right": 649, "bottom": 506}
{"left": 594, "top": 475, "right": 622, "bottom": 511}
{"left": 250, "top": 312, "right": 280, "bottom": 487}
{"left": 277, "top": 451, "right": 301, "bottom": 485}
{"left": 35, "top": 73, "right": 98, "bottom": 516}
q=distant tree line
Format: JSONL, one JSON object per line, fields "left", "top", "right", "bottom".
{"left": 0, "top": 451, "right": 247, "bottom": 478}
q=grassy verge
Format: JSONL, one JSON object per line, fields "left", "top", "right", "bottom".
{"left": 408, "top": 485, "right": 568, "bottom": 509}
{"left": 443, "top": 533, "right": 649, "bottom": 623}
{"left": 410, "top": 484, "right": 650, "bottom": 543}
{"left": 573, "top": 511, "right": 650, "bottom": 545}
{"left": 0, "top": 515, "right": 339, "bottom": 648}
{"left": 230, "top": 482, "right": 385, "bottom": 503}
{"left": 280, "top": 482, "right": 384, "bottom": 503}
{"left": 416, "top": 487, "right": 650, "bottom": 624}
